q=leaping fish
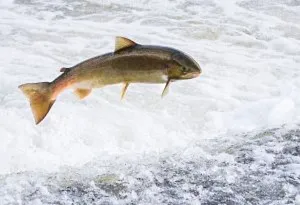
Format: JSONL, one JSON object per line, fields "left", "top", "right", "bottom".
{"left": 19, "top": 37, "right": 201, "bottom": 124}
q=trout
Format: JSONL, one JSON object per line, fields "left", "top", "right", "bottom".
{"left": 19, "top": 37, "right": 201, "bottom": 124}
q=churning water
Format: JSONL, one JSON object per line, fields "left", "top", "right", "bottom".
{"left": 0, "top": 0, "right": 299, "bottom": 204}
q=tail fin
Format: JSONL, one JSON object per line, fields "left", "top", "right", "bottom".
{"left": 18, "top": 82, "right": 55, "bottom": 125}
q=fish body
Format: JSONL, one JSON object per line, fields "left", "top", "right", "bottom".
{"left": 19, "top": 37, "right": 201, "bottom": 124}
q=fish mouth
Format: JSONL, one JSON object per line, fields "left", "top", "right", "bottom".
{"left": 190, "top": 71, "right": 201, "bottom": 78}
{"left": 180, "top": 71, "right": 201, "bottom": 79}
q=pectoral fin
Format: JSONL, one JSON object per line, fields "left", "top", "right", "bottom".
{"left": 161, "top": 79, "right": 171, "bottom": 98}
{"left": 121, "top": 83, "right": 129, "bottom": 100}
{"left": 74, "top": 89, "right": 92, "bottom": 99}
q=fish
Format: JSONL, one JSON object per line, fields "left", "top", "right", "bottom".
{"left": 18, "top": 37, "right": 202, "bottom": 124}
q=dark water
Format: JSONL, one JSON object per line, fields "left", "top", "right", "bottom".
{"left": 1, "top": 126, "right": 299, "bottom": 204}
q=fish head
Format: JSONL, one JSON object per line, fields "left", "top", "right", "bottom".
{"left": 167, "top": 51, "right": 201, "bottom": 80}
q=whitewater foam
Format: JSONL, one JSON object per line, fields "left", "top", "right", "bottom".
{"left": 0, "top": 0, "right": 299, "bottom": 203}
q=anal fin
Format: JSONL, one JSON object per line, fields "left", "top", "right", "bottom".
{"left": 74, "top": 88, "right": 92, "bottom": 99}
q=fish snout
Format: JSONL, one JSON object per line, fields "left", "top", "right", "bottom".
{"left": 183, "top": 70, "right": 201, "bottom": 79}
{"left": 187, "top": 65, "right": 201, "bottom": 79}
{"left": 191, "top": 70, "right": 201, "bottom": 78}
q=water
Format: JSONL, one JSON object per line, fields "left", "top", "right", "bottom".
{"left": 0, "top": 0, "right": 299, "bottom": 204}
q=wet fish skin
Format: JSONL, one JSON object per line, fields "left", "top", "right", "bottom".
{"left": 18, "top": 37, "right": 201, "bottom": 124}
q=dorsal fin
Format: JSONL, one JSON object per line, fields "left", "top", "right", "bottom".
{"left": 115, "top": 36, "right": 137, "bottom": 52}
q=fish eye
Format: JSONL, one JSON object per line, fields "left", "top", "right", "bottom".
{"left": 181, "top": 67, "right": 188, "bottom": 73}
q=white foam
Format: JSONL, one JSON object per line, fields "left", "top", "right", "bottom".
{"left": 0, "top": 0, "right": 299, "bottom": 178}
